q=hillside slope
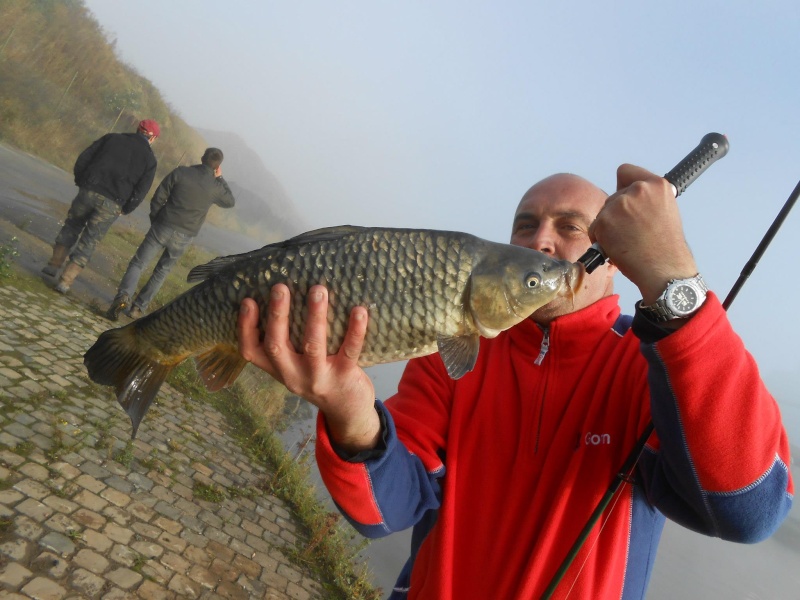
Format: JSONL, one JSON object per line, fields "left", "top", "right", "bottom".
{"left": 0, "top": 0, "right": 300, "bottom": 242}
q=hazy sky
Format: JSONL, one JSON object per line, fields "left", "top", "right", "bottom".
{"left": 82, "top": 0, "right": 800, "bottom": 435}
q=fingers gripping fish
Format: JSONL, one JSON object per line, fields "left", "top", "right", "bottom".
{"left": 84, "top": 225, "right": 583, "bottom": 437}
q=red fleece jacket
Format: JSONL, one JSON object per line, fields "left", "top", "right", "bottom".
{"left": 316, "top": 294, "right": 793, "bottom": 599}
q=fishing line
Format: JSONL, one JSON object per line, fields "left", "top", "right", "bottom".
{"left": 543, "top": 150, "right": 800, "bottom": 598}
{"left": 541, "top": 419, "right": 654, "bottom": 599}
{"left": 561, "top": 473, "right": 631, "bottom": 600}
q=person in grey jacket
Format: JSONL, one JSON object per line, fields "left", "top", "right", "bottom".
{"left": 105, "top": 147, "right": 235, "bottom": 320}
{"left": 44, "top": 119, "right": 159, "bottom": 294}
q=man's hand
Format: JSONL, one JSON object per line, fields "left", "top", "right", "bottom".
{"left": 589, "top": 164, "right": 699, "bottom": 305}
{"left": 237, "top": 284, "right": 381, "bottom": 454}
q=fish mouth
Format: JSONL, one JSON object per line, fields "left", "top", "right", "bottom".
{"left": 563, "top": 262, "right": 585, "bottom": 296}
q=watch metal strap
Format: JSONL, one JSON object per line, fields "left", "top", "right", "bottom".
{"left": 639, "top": 300, "right": 673, "bottom": 322}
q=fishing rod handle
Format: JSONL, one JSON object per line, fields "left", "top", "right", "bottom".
{"left": 579, "top": 132, "right": 730, "bottom": 273}
{"left": 664, "top": 132, "right": 729, "bottom": 196}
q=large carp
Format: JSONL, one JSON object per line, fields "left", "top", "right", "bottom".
{"left": 84, "top": 225, "right": 583, "bottom": 436}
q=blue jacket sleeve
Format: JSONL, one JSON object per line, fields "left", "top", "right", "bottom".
{"left": 316, "top": 401, "right": 444, "bottom": 538}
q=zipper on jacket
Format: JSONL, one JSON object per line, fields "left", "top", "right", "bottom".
{"left": 533, "top": 328, "right": 550, "bottom": 453}
{"left": 534, "top": 329, "right": 550, "bottom": 365}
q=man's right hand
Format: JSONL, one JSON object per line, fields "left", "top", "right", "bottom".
{"left": 590, "top": 164, "right": 699, "bottom": 306}
{"left": 237, "top": 285, "right": 381, "bottom": 454}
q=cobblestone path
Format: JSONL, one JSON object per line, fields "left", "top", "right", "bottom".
{"left": 0, "top": 285, "right": 325, "bottom": 599}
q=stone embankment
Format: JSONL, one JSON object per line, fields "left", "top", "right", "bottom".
{"left": 0, "top": 285, "right": 324, "bottom": 599}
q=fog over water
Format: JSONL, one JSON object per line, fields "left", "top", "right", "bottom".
{"left": 81, "top": 1, "right": 800, "bottom": 597}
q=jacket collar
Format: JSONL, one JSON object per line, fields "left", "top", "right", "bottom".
{"left": 507, "top": 295, "right": 622, "bottom": 360}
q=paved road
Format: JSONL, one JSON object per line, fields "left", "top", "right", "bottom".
{"left": 0, "top": 284, "right": 326, "bottom": 599}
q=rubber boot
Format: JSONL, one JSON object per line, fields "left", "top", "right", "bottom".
{"left": 105, "top": 293, "right": 130, "bottom": 322}
{"left": 42, "top": 244, "right": 70, "bottom": 277}
{"left": 54, "top": 262, "right": 82, "bottom": 294}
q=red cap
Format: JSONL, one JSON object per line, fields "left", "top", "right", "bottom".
{"left": 138, "top": 119, "right": 160, "bottom": 138}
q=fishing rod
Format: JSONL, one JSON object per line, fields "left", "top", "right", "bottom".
{"left": 722, "top": 178, "right": 800, "bottom": 310}
{"left": 543, "top": 132, "right": 742, "bottom": 599}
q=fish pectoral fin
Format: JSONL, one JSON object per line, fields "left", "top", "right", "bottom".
{"left": 195, "top": 346, "right": 249, "bottom": 392}
{"left": 436, "top": 334, "right": 480, "bottom": 380}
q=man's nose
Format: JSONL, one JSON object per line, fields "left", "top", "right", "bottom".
{"left": 528, "top": 227, "right": 555, "bottom": 255}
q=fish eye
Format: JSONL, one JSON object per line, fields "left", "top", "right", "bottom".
{"left": 524, "top": 272, "right": 541, "bottom": 288}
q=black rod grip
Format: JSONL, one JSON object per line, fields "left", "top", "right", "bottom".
{"left": 579, "top": 132, "right": 729, "bottom": 273}
{"left": 664, "top": 132, "right": 729, "bottom": 197}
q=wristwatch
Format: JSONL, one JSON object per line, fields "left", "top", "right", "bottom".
{"left": 639, "top": 274, "right": 708, "bottom": 322}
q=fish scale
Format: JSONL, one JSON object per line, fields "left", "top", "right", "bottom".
{"left": 272, "top": 229, "right": 472, "bottom": 363}
{"left": 84, "top": 225, "right": 581, "bottom": 437}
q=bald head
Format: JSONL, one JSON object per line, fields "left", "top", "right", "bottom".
{"left": 510, "top": 173, "right": 616, "bottom": 323}
{"left": 517, "top": 173, "right": 607, "bottom": 214}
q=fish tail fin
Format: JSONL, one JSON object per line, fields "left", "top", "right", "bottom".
{"left": 195, "top": 345, "right": 249, "bottom": 392}
{"left": 84, "top": 326, "right": 175, "bottom": 439}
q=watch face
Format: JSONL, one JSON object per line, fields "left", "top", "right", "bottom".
{"left": 666, "top": 283, "right": 699, "bottom": 315}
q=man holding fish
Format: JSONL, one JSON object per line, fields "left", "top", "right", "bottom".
{"left": 237, "top": 164, "right": 793, "bottom": 599}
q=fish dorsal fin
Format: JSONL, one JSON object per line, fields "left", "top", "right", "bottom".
{"left": 285, "top": 224, "right": 366, "bottom": 243}
{"left": 187, "top": 256, "right": 241, "bottom": 283}
{"left": 187, "top": 225, "right": 367, "bottom": 284}
{"left": 436, "top": 334, "right": 480, "bottom": 379}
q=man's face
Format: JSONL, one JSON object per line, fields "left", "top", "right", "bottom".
{"left": 510, "top": 173, "right": 616, "bottom": 323}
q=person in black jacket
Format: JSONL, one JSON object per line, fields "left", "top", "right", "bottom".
{"left": 105, "top": 147, "right": 235, "bottom": 320}
{"left": 44, "top": 119, "right": 160, "bottom": 293}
